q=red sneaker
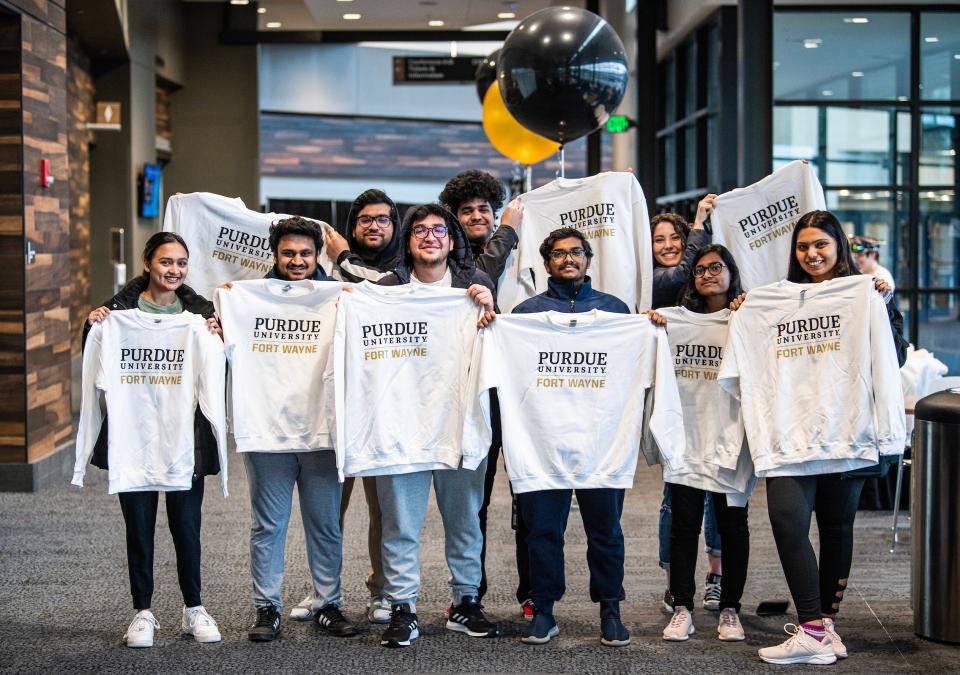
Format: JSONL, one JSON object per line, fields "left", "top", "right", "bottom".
{"left": 521, "top": 599, "right": 535, "bottom": 621}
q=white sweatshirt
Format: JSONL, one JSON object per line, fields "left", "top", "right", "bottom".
{"left": 717, "top": 275, "right": 906, "bottom": 477}
{"left": 74, "top": 310, "right": 228, "bottom": 495}
{"left": 470, "top": 311, "right": 684, "bottom": 493}
{"left": 333, "top": 282, "right": 485, "bottom": 479}
{"left": 712, "top": 160, "right": 826, "bottom": 291}
{"left": 517, "top": 172, "right": 653, "bottom": 312}
{"left": 657, "top": 307, "right": 755, "bottom": 505}
{"left": 162, "top": 192, "right": 339, "bottom": 297}
{"left": 214, "top": 279, "right": 344, "bottom": 453}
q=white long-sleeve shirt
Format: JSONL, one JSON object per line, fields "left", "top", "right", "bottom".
{"left": 333, "top": 282, "right": 485, "bottom": 479}
{"left": 517, "top": 172, "right": 653, "bottom": 312}
{"left": 162, "top": 192, "right": 340, "bottom": 297}
{"left": 712, "top": 160, "right": 826, "bottom": 291}
{"left": 214, "top": 279, "right": 344, "bottom": 453}
{"left": 74, "top": 310, "right": 228, "bottom": 495}
{"left": 657, "top": 307, "right": 755, "bottom": 504}
{"left": 470, "top": 311, "right": 684, "bottom": 493}
{"left": 717, "top": 275, "right": 906, "bottom": 477}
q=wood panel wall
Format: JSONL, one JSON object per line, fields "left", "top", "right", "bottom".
{"left": 0, "top": 12, "right": 24, "bottom": 464}
{"left": 21, "top": 12, "right": 70, "bottom": 463}
{"left": 67, "top": 37, "right": 92, "bottom": 356}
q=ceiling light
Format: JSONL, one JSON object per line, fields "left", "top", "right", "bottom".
{"left": 843, "top": 17, "right": 868, "bottom": 24}
{"left": 343, "top": 13, "right": 361, "bottom": 20}
{"left": 265, "top": 21, "right": 281, "bottom": 28}
{"left": 257, "top": 7, "right": 266, "bottom": 13}
{"left": 838, "top": 190, "right": 850, "bottom": 196}
{"left": 954, "top": 53, "right": 960, "bottom": 60}
{"left": 450, "top": 41, "right": 458, "bottom": 57}
{"left": 498, "top": 12, "right": 516, "bottom": 19}
{"left": 229, "top": 0, "right": 249, "bottom": 5}
{"left": 897, "top": 96, "right": 909, "bottom": 101}
{"left": 803, "top": 39, "right": 821, "bottom": 49}
{"left": 429, "top": 20, "right": 444, "bottom": 27}
{"left": 821, "top": 90, "right": 833, "bottom": 96}
{"left": 851, "top": 71, "right": 864, "bottom": 77}
{"left": 337, "top": 0, "right": 354, "bottom": 2}
{"left": 925, "top": 36, "right": 939, "bottom": 43}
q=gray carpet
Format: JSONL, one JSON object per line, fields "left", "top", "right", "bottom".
{"left": 1, "top": 458, "right": 957, "bottom": 674}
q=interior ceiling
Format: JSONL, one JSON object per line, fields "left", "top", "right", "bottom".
{"left": 185, "top": 0, "right": 585, "bottom": 32}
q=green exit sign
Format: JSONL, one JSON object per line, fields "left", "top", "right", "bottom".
{"left": 605, "top": 115, "right": 636, "bottom": 133}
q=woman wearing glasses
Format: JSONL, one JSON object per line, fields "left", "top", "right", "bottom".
{"left": 650, "top": 196, "right": 726, "bottom": 616}
{"left": 653, "top": 244, "right": 754, "bottom": 644}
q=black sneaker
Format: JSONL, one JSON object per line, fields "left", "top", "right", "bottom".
{"left": 248, "top": 605, "right": 281, "bottom": 642}
{"left": 316, "top": 604, "right": 358, "bottom": 637}
{"left": 381, "top": 603, "right": 419, "bottom": 648}
{"left": 703, "top": 573, "right": 722, "bottom": 611}
{"left": 600, "top": 617, "right": 631, "bottom": 647}
{"left": 520, "top": 611, "right": 559, "bottom": 645}
{"left": 446, "top": 596, "right": 499, "bottom": 638}
{"left": 661, "top": 588, "right": 675, "bottom": 614}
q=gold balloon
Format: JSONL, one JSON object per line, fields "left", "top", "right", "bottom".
{"left": 482, "top": 83, "right": 560, "bottom": 165}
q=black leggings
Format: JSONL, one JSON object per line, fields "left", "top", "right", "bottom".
{"left": 478, "top": 391, "right": 502, "bottom": 601}
{"left": 765, "top": 474, "right": 865, "bottom": 624}
{"left": 668, "top": 483, "right": 750, "bottom": 612}
{"left": 118, "top": 479, "right": 205, "bottom": 610}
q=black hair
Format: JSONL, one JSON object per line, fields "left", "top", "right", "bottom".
{"left": 538, "top": 227, "right": 594, "bottom": 262}
{"left": 439, "top": 170, "right": 506, "bottom": 214}
{"left": 407, "top": 203, "right": 456, "bottom": 230}
{"left": 678, "top": 244, "right": 743, "bottom": 312}
{"left": 787, "top": 210, "right": 858, "bottom": 283}
{"left": 650, "top": 212, "right": 690, "bottom": 245}
{"left": 349, "top": 188, "right": 399, "bottom": 230}
{"left": 143, "top": 231, "right": 189, "bottom": 264}
{"left": 268, "top": 216, "right": 323, "bottom": 255}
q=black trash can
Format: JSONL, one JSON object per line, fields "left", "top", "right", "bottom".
{"left": 912, "top": 388, "right": 960, "bottom": 643}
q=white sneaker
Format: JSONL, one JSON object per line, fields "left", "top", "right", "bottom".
{"left": 822, "top": 617, "right": 847, "bottom": 659}
{"left": 124, "top": 610, "right": 159, "bottom": 648}
{"left": 662, "top": 606, "right": 695, "bottom": 641}
{"left": 367, "top": 596, "right": 392, "bottom": 624}
{"left": 181, "top": 605, "right": 222, "bottom": 643}
{"left": 289, "top": 593, "right": 317, "bottom": 621}
{"left": 758, "top": 623, "right": 836, "bottom": 665}
{"left": 717, "top": 607, "right": 745, "bottom": 641}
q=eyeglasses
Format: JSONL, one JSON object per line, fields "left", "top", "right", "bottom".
{"left": 694, "top": 262, "right": 728, "bottom": 277}
{"left": 357, "top": 215, "right": 393, "bottom": 229}
{"left": 548, "top": 248, "right": 586, "bottom": 261}
{"left": 412, "top": 225, "right": 448, "bottom": 239}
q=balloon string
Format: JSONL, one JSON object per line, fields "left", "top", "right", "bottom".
{"left": 557, "top": 145, "right": 565, "bottom": 179}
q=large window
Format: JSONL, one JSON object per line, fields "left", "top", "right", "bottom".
{"left": 775, "top": 8, "right": 960, "bottom": 371}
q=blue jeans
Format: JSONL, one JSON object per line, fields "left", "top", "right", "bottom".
{"left": 659, "top": 484, "right": 722, "bottom": 570}
{"left": 377, "top": 459, "right": 487, "bottom": 606}
{"left": 244, "top": 450, "right": 343, "bottom": 611}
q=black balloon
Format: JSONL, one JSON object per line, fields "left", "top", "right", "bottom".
{"left": 497, "top": 7, "right": 628, "bottom": 144}
{"left": 475, "top": 49, "right": 500, "bottom": 104}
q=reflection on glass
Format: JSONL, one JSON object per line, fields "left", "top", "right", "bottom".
{"left": 920, "top": 109, "right": 958, "bottom": 186}
{"left": 661, "top": 135, "right": 676, "bottom": 195}
{"left": 917, "top": 293, "right": 960, "bottom": 373}
{"left": 706, "top": 23, "right": 719, "bottom": 110}
{"left": 685, "top": 40, "right": 697, "bottom": 116}
{"left": 897, "top": 112, "right": 911, "bottom": 185}
{"left": 663, "top": 56, "right": 676, "bottom": 126}
{"left": 774, "top": 12, "right": 909, "bottom": 100}
{"left": 826, "top": 108, "right": 893, "bottom": 185}
{"left": 920, "top": 13, "right": 960, "bottom": 101}
{"left": 773, "top": 106, "right": 819, "bottom": 172}
{"left": 826, "top": 190, "right": 909, "bottom": 288}
{"left": 920, "top": 190, "right": 958, "bottom": 288}
{"left": 684, "top": 125, "right": 697, "bottom": 191}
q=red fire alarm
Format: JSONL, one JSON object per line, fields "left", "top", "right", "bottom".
{"left": 40, "top": 159, "right": 54, "bottom": 188}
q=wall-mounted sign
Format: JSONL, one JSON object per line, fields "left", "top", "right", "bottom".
{"left": 88, "top": 101, "right": 122, "bottom": 131}
{"left": 393, "top": 56, "right": 485, "bottom": 85}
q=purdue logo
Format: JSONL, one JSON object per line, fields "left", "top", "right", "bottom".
{"left": 557, "top": 203, "right": 618, "bottom": 240}
{"left": 251, "top": 316, "right": 324, "bottom": 354}
{"left": 212, "top": 225, "right": 273, "bottom": 272}
{"left": 361, "top": 322, "right": 429, "bottom": 361}
{"left": 737, "top": 195, "right": 801, "bottom": 251}
{"left": 535, "top": 351, "right": 608, "bottom": 389}
{"left": 119, "top": 347, "right": 185, "bottom": 385}
{"left": 775, "top": 314, "right": 843, "bottom": 359}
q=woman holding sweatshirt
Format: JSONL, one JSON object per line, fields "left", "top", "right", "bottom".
{"left": 84, "top": 232, "right": 223, "bottom": 649}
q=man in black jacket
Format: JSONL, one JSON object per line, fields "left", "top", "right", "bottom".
{"left": 374, "top": 203, "right": 499, "bottom": 649}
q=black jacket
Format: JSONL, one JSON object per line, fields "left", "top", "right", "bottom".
{"left": 512, "top": 275, "right": 630, "bottom": 314}
{"left": 378, "top": 205, "right": 496, "bottom": 294}
{"left": 80, "top": 275, "right": 221, "bottom": 480}
{"left": 335, "top": 198, "right": 404, "bottom": 282}
{"left": 652, "top": 229, "right": 710, "bottom": 309}
{"left": 471, "top": 225, "right": 519, "bottom": 288}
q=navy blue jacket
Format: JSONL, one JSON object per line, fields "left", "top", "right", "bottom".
{"left": 513, "top": 276, "right": 629, "bottom": 314}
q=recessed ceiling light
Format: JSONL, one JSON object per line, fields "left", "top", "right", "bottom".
{"left": 803, "top": 39, "right": 821, "bottom": 49}
{"left": 851, "top": 71, "right": 864, "bottom": 77}
{"left": 497, "top": 12, "right": 516, "bottom": 19}
{"left": 955, "top": 53, "right": 960, "bottom": 60}
{"left": 925, "top": 36, "right": 939, "bottom": 43}
{"left": 229, "top": 0, "right": 249, "bottom": 5}
{"left": 429, "top": 20, "right": 445, "bottom": 27}
{"left": 843, "top": 17, "right": 868, "bottom": 24}
{"left": 343, "top": 13, "right": 361, "bottom": 20}
{"left": 337, "top": 0, "right": 354, "bottom": 2}
{"left": 821, "top": 90, "right": 833, "bottom": 96}
{"left": 265, "top": 21, "right": 281, "bottom": 28}
{"left": 257, "top": 7, "right": 266, "bottom": 13}
{"left": 897, "top": 96, "right": 909, "bottom": 101}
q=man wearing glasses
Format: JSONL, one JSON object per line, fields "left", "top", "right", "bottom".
{"left": 510, "top": 227, "right": 631, "bottom": 647}
{"left": 372, "top": 202, "right": 500, "bottom": 648}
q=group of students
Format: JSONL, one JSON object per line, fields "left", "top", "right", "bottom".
{"left": 80, "top": 168, "right": 905, "bottom": 666}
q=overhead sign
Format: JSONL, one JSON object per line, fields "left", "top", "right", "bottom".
{"left": 605, "top": 115, "right": 636, "bottom": 133}
{"left": 393, "top": 56, "right": 486, "bottom": 85}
